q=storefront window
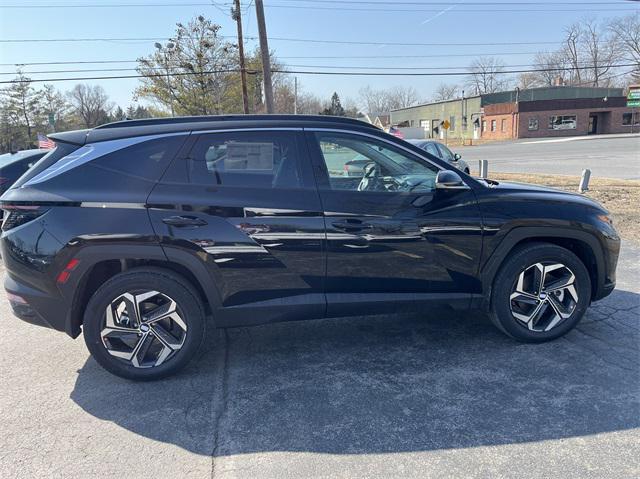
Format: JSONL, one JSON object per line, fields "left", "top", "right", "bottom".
{"left": 528, "top": 118, "right": 539, "bottom": 130}
{"left": 549, "top": 115, "right": 577, "bottom": 130}
{"left": 622, "top": 112, "right": 640, "bottom": 126}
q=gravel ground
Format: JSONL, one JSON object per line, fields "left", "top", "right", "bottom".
{"left": 0, "top": 244, "right": 638, "bottom": 479}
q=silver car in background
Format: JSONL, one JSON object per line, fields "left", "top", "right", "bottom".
{"left": 406, "top": 139, "right": 470, "bottom": 174}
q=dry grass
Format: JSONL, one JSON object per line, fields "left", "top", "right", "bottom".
{"left": 490, "top": 173, "right": 640, "bottom": 245}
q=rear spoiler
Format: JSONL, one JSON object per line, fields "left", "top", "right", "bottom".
{"left": 47, "top": 129, "right": 90, "bottom": 146}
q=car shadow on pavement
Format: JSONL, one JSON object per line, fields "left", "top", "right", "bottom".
{"left": 70, "top": 288, "right": 640, "bottom": 457}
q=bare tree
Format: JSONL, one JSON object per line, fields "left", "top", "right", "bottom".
{"left": 296, "top": 91, "right": 325, "bottom": 115}
{"left": 432, "top": 83, "right": 459, "bottom": 101}
{"left": 358, "top": 85, "right": 421, "bottom": 114}
{"left": 465, "top": 57, "right": 510, "bottom": 95}
{"left": 68, "top": 84, "right": 113, "bottom": 128}
{"left": 580, "top": 19, "right": 620, "bottom": 86}
{"left": 386, "top": 86, "right": 421, "bottom": 110}
{"left": 608, "top": 13, "right": 640, "bottom": 83}
{"left": 563, "top": 23, "right": 583, "bottom": 85}
{"left": 526, "top": 51, "right": 570, "bottom": 87}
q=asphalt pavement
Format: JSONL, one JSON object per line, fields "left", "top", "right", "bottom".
{"left": 459, "top": 134, "right": 640, "bottom": 179}
{"left": 0, "top": 244, "right": 638, "bottom": 479}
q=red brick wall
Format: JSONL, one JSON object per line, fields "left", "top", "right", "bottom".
{"left": 481, "top": 113, "right": 517, "bottom": 140}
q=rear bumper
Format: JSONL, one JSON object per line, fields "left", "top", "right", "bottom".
{"left": 4, "top": 273, "right": 70, "bottom": 334}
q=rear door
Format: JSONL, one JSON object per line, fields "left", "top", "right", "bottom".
{"left": 148, "top": 129, "right": 326, "bottom": 326}
{"left": 306, "top": 129, "right": 483, "bottom": 315}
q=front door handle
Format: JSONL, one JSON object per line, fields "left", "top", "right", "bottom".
{"left": 331, "top": 219, "right": 372, "bottom": 232}
{"left": 162, "top": 215, "right": 208, "bottom": 227}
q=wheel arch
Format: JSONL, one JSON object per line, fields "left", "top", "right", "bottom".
{"left": 481, "top": 227, "right": 603, "bottom": 306}
{"left": 65, "top": 245, "right": 221, "bottom": 338}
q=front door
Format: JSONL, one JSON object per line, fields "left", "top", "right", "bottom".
{"left": 306, "top": 130, "right": 483, "bottom": 316}
{"left": 588, "top": 114, "right": 598, "bottom": 134}
{"left": 148, "top": 129, "right": 326, "bottom": 326}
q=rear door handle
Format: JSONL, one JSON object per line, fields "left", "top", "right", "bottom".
{"left": 331, "top": 219, "right": 372, "bottom": 232}
{"left": 162, "top": 215, "right": 208, "bottom": 227}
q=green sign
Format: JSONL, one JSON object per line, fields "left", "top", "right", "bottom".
{"left": 628, "top": 100, "right": 640, "bottom": 108}
{"left": 48, "top": 113, "right": 55, "bottom": 126}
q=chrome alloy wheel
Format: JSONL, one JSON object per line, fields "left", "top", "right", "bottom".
{"left": 509, "top": 262, "right": 578, "bottom": 332}
{"left": 100, "top": 291, "right": 187, "bottom": 368}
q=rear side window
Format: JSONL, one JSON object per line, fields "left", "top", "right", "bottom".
{"left": 188, "top": 131, "right": 309, "bottom": 189}
{"left": 91, "top": 136, "right": 186, "bottom": 181}
{"left": 424, "top": 143, "right": 440, "bottom": 157}
{"left": 11, "top": 143, "right": 80, "bottom": 189}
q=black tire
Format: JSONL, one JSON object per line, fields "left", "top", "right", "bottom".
{"left": 83, "top": 267, "right": 206, "bottom": 381}
{"left": 489, "top": 242, "right": 591, "bottom": 342}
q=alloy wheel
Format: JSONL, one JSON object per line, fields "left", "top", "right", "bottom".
{"left": 100, "top": 291, "right": 188, "bottom": 368}
{"left": 509, "top": 262, "right": 578, "bottom": 332}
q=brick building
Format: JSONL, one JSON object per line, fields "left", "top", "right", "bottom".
{"left": 483, "top": 96, "right": 635, "bottom": 140}
{"left": 390, "top": 86, "right": 638, "bottom": 141}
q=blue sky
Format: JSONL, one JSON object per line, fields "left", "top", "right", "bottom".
{"left": 0, "top": 1, "right": 637, "bottom": 110}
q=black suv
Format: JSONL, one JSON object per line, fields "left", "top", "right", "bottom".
{"left": 0, "top": 116, "right": 619, "bottom": 380}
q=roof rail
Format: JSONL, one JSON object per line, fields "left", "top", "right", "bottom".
{"left": 95, "top": 114, "right": 379, "bottom": 130}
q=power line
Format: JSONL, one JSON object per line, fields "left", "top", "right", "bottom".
{"left": 1, "top": 62, "right": 636, "bottom": 84}
{"left": 0, "top": 35, "right": 565, "bottom": 46}
{"left": 0, "top": 1, "right": 635, "bottom": 12}
{"left": 0, "top": 52, "right": 554, "bottom": 67}
{"left": 2, "top": 60, "right": 632, "bottom": 76}
{"left": 268, "top": 0, "right": 637, "bottom": 4}
{"left": 0, "top": 0, "right": 632, "bottom": 5}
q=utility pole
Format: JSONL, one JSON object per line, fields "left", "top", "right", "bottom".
{"left": 294, "top": 77, "right": 298, "bottom": 114}
{"left": 232, "top": 0, "right": 249, "bottom": 114}
{"left": 255, "top": 0, "right": 274, "bottom": 113}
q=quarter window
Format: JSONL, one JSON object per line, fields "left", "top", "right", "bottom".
{"left": 549, "top": 115, "right": 577, "bottom": 130}
{"left": 188, "top": 131, "right": 307, "bottom": 189}
{"left": 314, "top": 133, "right": 439, "bottom": 194}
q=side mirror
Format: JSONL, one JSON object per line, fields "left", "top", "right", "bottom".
{"left": 436, "top": 170, "right": 467, "bottom": 189}
{"left": 453, "top": 153, "right": 462, "bottom": 161}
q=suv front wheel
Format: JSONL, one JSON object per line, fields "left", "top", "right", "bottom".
{"left": 489, "top": 243, "right": 592, "bottom": 342}
{"left": 83, "top": 268, "right": 206, "bottom": 381}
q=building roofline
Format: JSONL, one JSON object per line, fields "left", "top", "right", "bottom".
{"left": 391, "top": 95, "right": 482, "bottom": 112}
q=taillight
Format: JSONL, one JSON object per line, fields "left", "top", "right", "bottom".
{"left": 1, "top": 205, "right": 48, "bottom": 231}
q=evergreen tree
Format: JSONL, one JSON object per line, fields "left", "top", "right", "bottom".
{"left": 321, "top": 92, "right": 345, "bottom": 116}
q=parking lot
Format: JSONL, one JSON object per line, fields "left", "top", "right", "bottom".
{"left": 0, "top": 241, "right": 637, "bottom": 479}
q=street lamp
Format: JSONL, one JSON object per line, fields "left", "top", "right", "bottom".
{"left": 155, "top": 42, "right": 175, "bottom": 117}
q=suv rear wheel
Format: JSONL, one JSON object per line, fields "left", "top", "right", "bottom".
{"left": 489, "top": 243, "right": 591, "bottom": 342}
{"left": 83, "top": 268, "right": 206, "bottom": 381}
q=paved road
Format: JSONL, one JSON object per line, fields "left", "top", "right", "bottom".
{"left": 459, "top": 134, "right": 640, "bottom": 179}
{"left": 1, "top": 246, "right": 639, "bottom": 479}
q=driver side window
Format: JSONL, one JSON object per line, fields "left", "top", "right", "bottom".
{"left": 314, "top": 133, "right": 439, "bottom": 193}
